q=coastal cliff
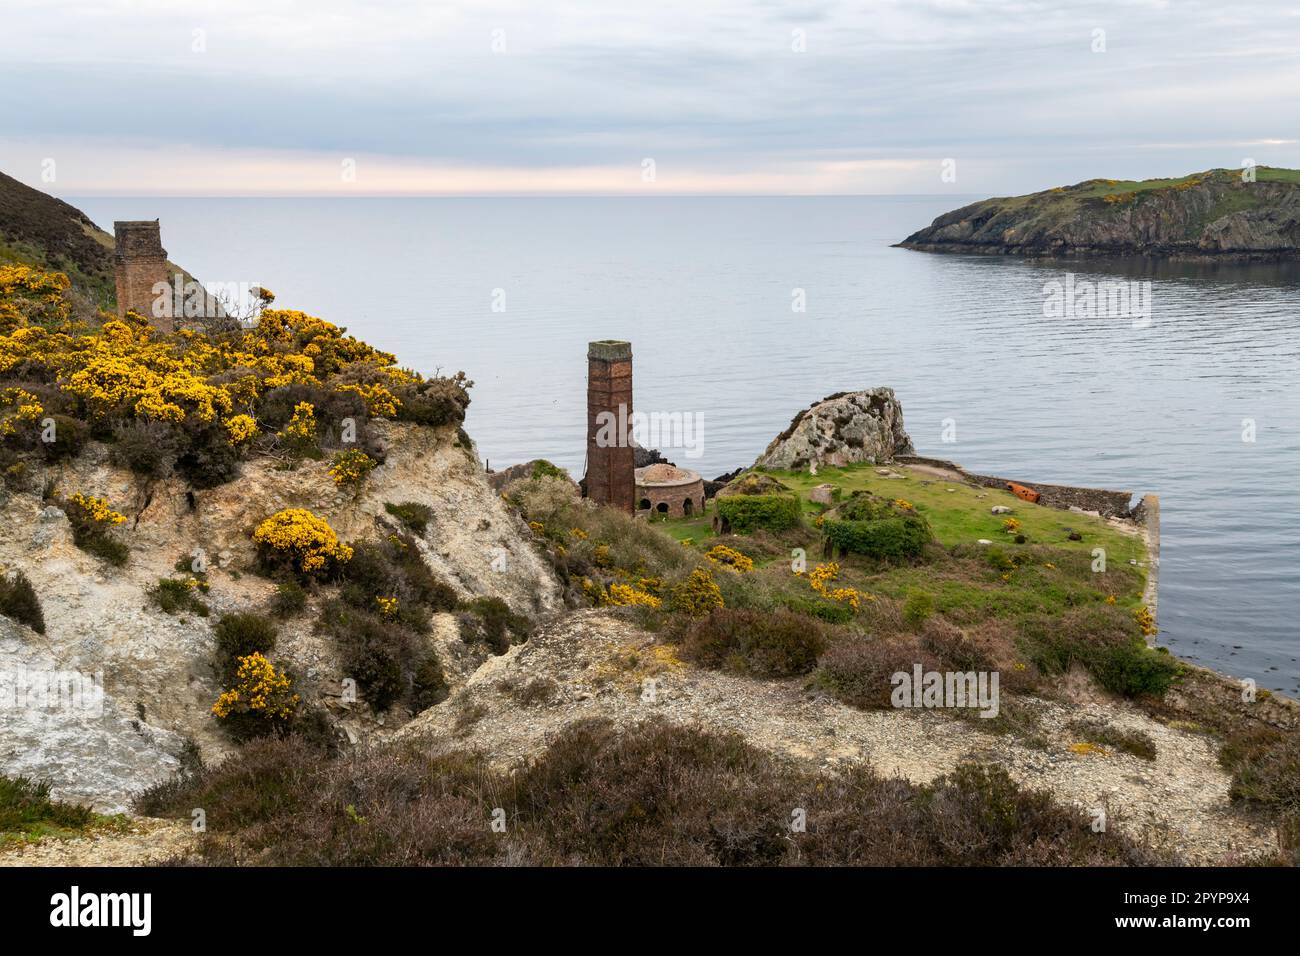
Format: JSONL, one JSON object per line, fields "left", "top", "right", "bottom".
{"left": 899, "top": 167, "right": 1300, "bottom": 260}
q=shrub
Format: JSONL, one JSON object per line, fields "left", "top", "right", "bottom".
{"left": 1016, "top": 605, "right": 1181, "bottom": 698}
{"left": 461, "top": 596, "right": 531, "bottom": 654}
{"left": 252, "top": 508, "right": 352, "bottom": 578}
{"left": 109, "top": 420, "right": 182, "bottom": 477}
{"left": 133, "top": 717, "right": 1165, "bottom": 866}
{"left": 681, "top": 608, "right": 829, "bottom": 677}
{"left": 1219, "top": 727, "right": 1300, "bottom": 812}
{"left": 212, "top": 652, "right": 300, "bottom": 741}
{"left": 671, "top": 567, "right": 724, "bottom": 617}
{"left": 0, "top": 570, "right": 44, "bottom": 634}
{"left": 276, "top": 401, "right": 320, "bottom": 458}
{"left": 393, "top": 373, "right": 471, "bottom": 428}
{"left": 213, "top": 612, "right": 278, "bottom": 685}
{"left": 148, "top": 577, "right": 210, "bottom": 617}
{"left": 903, "top": 590, "right": 934, "bottom": 629}
{"left": 271, "top": 579, "right": 308, "bottom": 617}
{"left": 823, "top": 515, "right": 931, "bottom": 563}
{"left": 812, "top": 635, "right": 936, "bottom": 709}
{"left": 704, "top": 544, "right": 754, "bottom": 573}
{"left": 782, "top": 594, "right": 855, "bottom": 625}
{"left": 35, "top": 414, "right": 87, "bottom": 462}
{"left": 0, "top": 775, "right": 94, "bottom": 838}
{"left": 714, "top": 493, "right": 801, "bottom": 534}
{"left": 339, "top": 535, "right": 459, "bottom": 630}
{"left": 328, "top": 449, "right": 377, "bottom": 489}
{"left": 64, "top": 493, "right": 129, "bottom": 566}
{"left": 412, "top": 655, "right": 450, "bottom": 713}
{"left": 384, "top": 501, "right": 434, "bottom": 535}
{"left": 318, "top": 601, "right": 417, "bottom": 712}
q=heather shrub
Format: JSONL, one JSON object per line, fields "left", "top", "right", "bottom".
{"left": 339, "top": 534, "right": 459, "bottom": 630}
{"left": 1066, "top": 718, "right": 1157, "bottom": 760}
{"left": 35, "top": 413, "right": 87, "bottom": 461}
{"left": 384, "top": 501, "right": 434, "bottom": 535}
{"left": 134, "top": 718, "right": 1165, "bottom": 866}
{"left": 148, "top": 576, "right": 210, "bottom": 617}
{"left": 681, "top": 607, "right": 829, "bottom": 677}
{"left": 110, "top": 420, "right": 183, "bottom": 477}
{"left": 318, "top": 599, "right": 445, "bottom": 713}
{"left": 270, "top": 579, "right": 308, "bottom": 617}
{"left": 0, "top": 775, "right": 94, "bottom": 838}
{"left": 461, "top": 596, "right": 531, "bottom": 654}
{"left": 1219, "top": 727, "right": 1300, "bottom": 812}
{"left": 812, "top": 635, "right": 936, "bottom": 709}
{"left": 0, "top": 570, "right": 44, "bottom": 634}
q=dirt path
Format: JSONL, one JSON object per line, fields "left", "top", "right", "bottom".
{"left": 0, "top": 817, "right": 196, "bottom": 867}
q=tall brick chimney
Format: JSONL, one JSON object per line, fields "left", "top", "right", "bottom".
{"left": 585, "top": 340, "right": 635, "bottom": 513}
{"left": 114, "top": 220, "right": 171, "bottom": 330}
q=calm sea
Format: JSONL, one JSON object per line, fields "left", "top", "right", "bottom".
{"left": 75, "top": 196, "right": 1300, "bottom": 693}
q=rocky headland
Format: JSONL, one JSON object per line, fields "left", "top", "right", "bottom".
{"left": 898, "top": 167, "right": 1300, "bottom": 260}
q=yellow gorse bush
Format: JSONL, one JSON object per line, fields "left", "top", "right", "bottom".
{"left": 606, "top": 582, "right": 663, "bottom": 608}
{"left": 0, "top": 269, "right": 419, "bottom": 449}
{"left": 704, "top": 544, "right": 754, "bottom": 573}
{"left": 68, "top": 493, "right": 126, "bottom": 526}
{"left": 212, "top": 652, "right": 300, "bottom": 721}
{"left": 328, "top": 449, "right": 377, "bottom": 488}
{"left": 252, "top": 508, "right": 353, "bottom": 575}
{"left": 806, "top": 561, "right": 869, "bottom": 612}
{"left": 223, "top": 413, "right": 259, "bottom": 445}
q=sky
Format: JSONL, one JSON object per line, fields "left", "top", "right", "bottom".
{"left": 2, "top": 0, "right": 1298, "bottom": 196}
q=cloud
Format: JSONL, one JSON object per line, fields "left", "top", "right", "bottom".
{"left": 2, "top": 0, "right": 1299, "bottom": 194}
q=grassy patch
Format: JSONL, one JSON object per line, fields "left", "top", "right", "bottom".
{"left": 0, "top": 776, "right": 124, "bottom": 843}
{"left": 1066, "top": 718, "right": 1158, "bottom": 760}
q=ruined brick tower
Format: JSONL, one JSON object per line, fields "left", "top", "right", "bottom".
{"left": 114, "top": 221, "right": 171, "bottom": 330}
{"left": 585, "top": 340, "right": 635, "bottom": 513}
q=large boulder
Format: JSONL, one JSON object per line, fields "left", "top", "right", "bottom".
{"left": 755, "top": 389, "right": 913, "bottom": 471}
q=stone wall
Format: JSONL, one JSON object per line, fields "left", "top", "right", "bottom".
{"left": 637, "top": 480, "right": 705, "bottom": 517}
{"left": 895, "top": 454, "right": 1139, "bottom": 518}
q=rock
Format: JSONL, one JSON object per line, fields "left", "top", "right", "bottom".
{"left": 977, "top": 539, "right": 993, "bottom": 545}
{"left": 809, "top": 483, "right": 838, "bottom": 505}
{"left": 756, "top": 389, "right": 914, "bottom": 471}
{"left": 991, "top": 506, "right": 1014, "bottom": 515}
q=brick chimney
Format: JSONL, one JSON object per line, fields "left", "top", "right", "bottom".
{"left": 585, "top": 340, "right": 635, "bottom": 513}
{"left": 114, "top": 220, "right": 171, "bottom": 331}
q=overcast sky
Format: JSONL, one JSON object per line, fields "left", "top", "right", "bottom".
{"left": 2, "top": 0, "right": 1298, "bottom": 195}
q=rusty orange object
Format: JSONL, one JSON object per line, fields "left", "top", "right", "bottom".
{"left": 1007, "top": 482, "right": 1041, "bottom": 503}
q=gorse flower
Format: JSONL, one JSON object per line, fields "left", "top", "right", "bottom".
{"left": 328, "top": 449, "right": 377, "bottom": 488}
{"left": 704, "top": 544, "right": 754, "bottom": 573}
{"left": 212, "top": 652, "right": 300, "bottom": 722}
{"left": 68, "top": 493, "right": 126, "bottom": 526}
{"left": 252, "top": 508, "right": 353, "bottom": 576}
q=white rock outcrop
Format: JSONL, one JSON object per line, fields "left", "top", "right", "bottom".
{"left": 755, "top": 388, "right": 914, "bottom": 471}
{"left": 0, "top": 420, "right": 561, "bottom": 812}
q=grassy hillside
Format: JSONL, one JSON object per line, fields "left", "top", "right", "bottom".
{"left": 0, "top": 170, "right": 117, "bottom": 309}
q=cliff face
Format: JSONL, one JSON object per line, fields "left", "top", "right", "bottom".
{"left": 0, "top": 421, "right": 562, "bottom": 813}
{"left": 899, "top": 168, "right": 1300, "bottom": 259}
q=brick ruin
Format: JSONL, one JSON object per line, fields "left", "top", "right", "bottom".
{"left": 584, "top": 340, "right": 635, "bottom": 513}
{"left": 113, "top": 221, "right": 172, "bottom": 331}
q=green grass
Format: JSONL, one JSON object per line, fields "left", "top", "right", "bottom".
{"left": 0, "top": 775, "right": 128, "bottom": 844}
{"left": 666, "top": 463, "right": 1145, "bottom": 571}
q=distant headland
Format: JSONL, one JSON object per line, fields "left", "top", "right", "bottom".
{"left": 897, "top": 167, "right": 1300, "bottom": 261}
